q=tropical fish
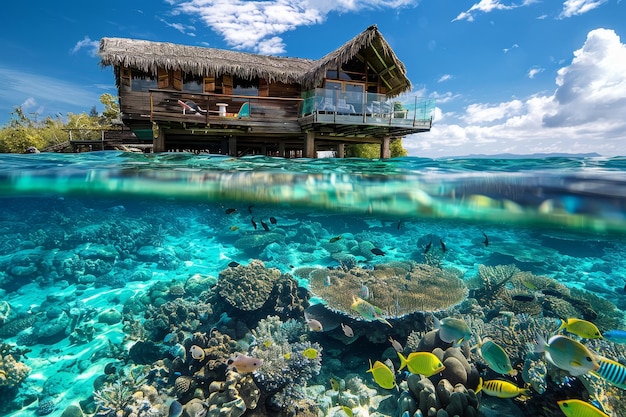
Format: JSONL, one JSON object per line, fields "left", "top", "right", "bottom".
{"left": 229, "top": 225, "right": 239, "bottom": 231}
{"left": 591, "top": 357, "right": 626, "bottom": 389}
{"left": 439, "top": 238, "right": 447, "bottom": 253}
{"left": 269, "top": 216, "right": 277, "bottom": 224}
{"left": 434, "top": 317, "right": 472, "bottom": 347}
{"left": 359, "top": 283, "right": 370, "bottom": 299}
{"left": 329, "top": 235, "right": 343, "bottom": 243}
{"left": 189, "top": 345, "right": 205, "bottom": 361}
{"left": 389, "top": 336, "right": 403, "bottom": 352}
{"left": 228, "top": 261, "right": 240, "bottom": 268}
{"left": 474, "top": 336, "right": 517, "bottom": 376}
{"left": 250, "top": 217, "right": 257, "bottom": 230}
{"left": 302, "top": 347, "right": 319, "bottom": 359}
{"left": 339, "top": 406, "right": 353, "bottom": 417}
{"left": 247, "top": 204, "right": 254, "bottom": 214}
{"left": 603, "top": 329, "right": 626, "bottom": 344}
{"left": 341, "top": 323, "right": 354, "bottom": 338}
{"left": 260, "top": 219, "right": 270, "bottom": 231}
{"left": 324, "top": 275, "right": 332, "bottom": 286}
{"left": 558, "top": 399, "right": 610, "bottom": 417}
{"left": 283, "top": 352, "right": 291, "bottom": 360}
{"left": 424, "top": 241, "right": 432, "bottom": 254}
{"left": 477, "top": 379, "right": 530, "bottom": 398}
{"left": 534, "top": 334, "right": 599, "bottom": 376}
{"left": 366, "top": 359, "right": 396, "bottom": 389}
{"left": 371, "top": 248, "right": 385, "bottom": 256}
{"left": 397, "top": 220, "right": 403, "bottom": 230}
{"left": 351, "top": 296, "right": 392, "bottom": 327}
{"left": 262, "top": 340, "right": 272, "bottom": 348}
{"left": 557, "top": 318, "right": 602, "bottom": 339}
{"left": 511, "top": 294, "right": 535, "bottom": 302}
{"left": 482, "top": 231, "right": 489, "bottom": 246}
{"left": 397, "top": 351, "right": 445, "bottom": 377}
{"left": 225, "top": 208, "right": 237, "bottom": 214}
{"left": 227, "top": 353, "right": 263, "bottom": 373}
{"left": 306, "top": 318, "right": 323, "bottom": 332}
{"left": 330, "top": 377, "right": 340, "bottom": 391}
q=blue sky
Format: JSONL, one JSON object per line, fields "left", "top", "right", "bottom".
{"left": 1, "top": 0, "right": 625, "bottom": 157}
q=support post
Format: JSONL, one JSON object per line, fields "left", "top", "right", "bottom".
{"left": 337, "top": 143, "right": 345, "bottom": 158}
{"left": 380, "top": 136, "right": 391, "bottom": 159}
{"left": 228, "top": 136, "right": 237, "bottom": 157}
{"left": 279, "top": 141, "right": 286, "bottom": 158}
{"left": 153, "top": 123, "right": 165, "bottom": 152}
{"left": 304, "top": 131, "right": 316, "bottom": 158}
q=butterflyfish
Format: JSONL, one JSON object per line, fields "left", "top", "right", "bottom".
{"left": 389, "top": 336, "right": 403, "bottom": 352}
{"left": 477, "top": 378, "right": 530, "bottom": 398}
{"left": 330, "top": 377, "right": 341, "bottom": 391}
{"left": 557, "top": 318, "right": 602, "bottom": 339}
{"left": 603, "top": 329, "right": 626, "bottom": 344}
{"left": 397, "top": 351, "right": 445, "bottom": 377}
{"left": 339, "top": 406, "right": 353, "bottom": 417}
{"left": 227, "top": 353, "right": 263, "bottom": 373}
{"left": 475, "top": 336, "right": 517, "bottom": 376}
{"left": 434, "top": 317, "right": 472, "bottom": 347}
{"left": 558, "top": 399, "right": 610, "bottom": 417}
{"left": 302, "top": 347, "right": 319, "bottom": 359}
{"left": 366, "top": 359, "right": 396, "bottom": 390}
{"left": 340, "top": 323, "right": 354, "bottom": 338}
{"left": 591, "top": 357, "right": 626, "bottom": 389}
{"left": 534, "top": 334, "right": 599, "bottom": 376}
{"left": 351, "top": 296, "right": 392, "bottom": 327}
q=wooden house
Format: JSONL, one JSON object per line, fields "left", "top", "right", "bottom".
{"left": 99, "top": 25, "right": 433, "bottom": 158}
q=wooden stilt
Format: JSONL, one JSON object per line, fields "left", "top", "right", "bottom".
{"left": 381, "top": 136, "right": 391, "bottom": 159}
{"left": 304, "top": 131, "right": 316, "bottom": 158}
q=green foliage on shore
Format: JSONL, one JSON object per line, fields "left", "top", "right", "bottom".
{"left": 0, "top": 94, "right": 120, "bottom": 153}
{"left": 345, "top": 139, "right": 408, "bottom": 158}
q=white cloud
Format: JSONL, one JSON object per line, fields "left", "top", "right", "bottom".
{"left": 159, "top": 18, "right": 196, "bottom": 36}
{"left": 528, "top": 67, "right": 544, "bottom": 78}
{"left": 71, "top": 36, "right": 100, "bottom": 57}
{"left": 404, "top": 28, "right": 626, "bottom": 157}
{"left": 438, "top": 74, "right": 452, "bottom": 83}
{"left": 166, "top": 0, "right": 418, "bottom": 54}
{"left": 503, "top": 43, "right": 519, "bottom": 53}
{"left": 559, "top": 0, "right": 608, "bottom": 18}
{"left": 452, "top": 0, "right": 517, "bottom": 22}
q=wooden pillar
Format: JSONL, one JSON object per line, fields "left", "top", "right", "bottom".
{"left": 336, "top": 143, "right": 345, "bottom": 158}
{"left": 304, "top": 131, "right": 316, "bottom": 158}
{"left": 228, "top": 136, "right": 237, "bottom": 157}
{"left": 153, "top": 123, "right": 165, "bottom": 152}
{"left": 380, "top": 136, "right": 391, "bottom": 159}
{"left": 279, "top": 141, "right": 286, "bottom": 158}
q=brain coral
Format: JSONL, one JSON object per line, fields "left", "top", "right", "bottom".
{"left": 308, "top": 263, "right": 467, "bottom": 319}
{"left": 216, "top": 260, "right": 282, "bottom": 311}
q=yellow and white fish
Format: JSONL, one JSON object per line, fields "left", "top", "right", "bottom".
{"left": 557, "top": 318, "right": 602, "bottom": 339}
{"left": 558, "top": 399, "right": 610, "bottom": 417}
{"left": 477, "top": 378, "right": 530, "bottom": 398}
{"left": 435, "top": 317, "right": 472, "bottom": 347}
{"left": 474, "top": 336, "right": 517, "bottom": 376}
{"left": 534, "top": 334, "right": 599, "bottom": 376}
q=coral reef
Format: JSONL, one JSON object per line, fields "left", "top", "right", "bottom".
{"left": 399, "top": 374, "right": 480, "bottom": 417}
{"left": 307, "top": 263, "right": 467, "bottom": 319}
{"left": 0, "top": 353, "right": 31, "bottom": 388}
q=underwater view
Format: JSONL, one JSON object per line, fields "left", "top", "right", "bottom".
{"left": 1, "top": 152, "right": 626, "bottom": 417}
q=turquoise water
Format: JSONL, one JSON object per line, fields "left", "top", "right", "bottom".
{"left": 1, "top": 152, "right": 625, "bottom": 417}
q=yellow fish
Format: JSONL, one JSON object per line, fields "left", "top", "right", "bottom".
{"left": 534, "top": 335, "right": 599, "bottom": 376}
{"left": 477, "top": 379, "right": 530, "bottom": 398}
{"left": 330, "top": 377, "right": 340, "bottom": 391}
{"left": 229, "top": 225, "right": 239, "bottom": 231}
{"left": 397, "top": 351, "right": 445, "bottom": 377}
{"left": 367, "top": 359, "right": 396, "bottom": 390}
{"left": 557, "top": 318, "right": 602, "bottom": 339}
{"left": 475, "top": 336, "right": 517, "bottom": 376}
{"left": 283, "top": 353, "right": 291, "bottom": 360}
{"left": 339, "top": 406, "right": 353, "bottom": 417}
{"left": 302, "top": 347, "right": 319, "bottom": 359}
{"left": 558, "top": 399, "right": 610, "bottom": 417}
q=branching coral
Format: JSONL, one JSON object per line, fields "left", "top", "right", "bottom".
{"left": 307, "top": 262, "right": 467, "bottom": 318}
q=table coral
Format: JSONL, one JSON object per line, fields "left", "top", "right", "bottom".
{"left": 0, "top": 353, "right": 31, "bottom": 388}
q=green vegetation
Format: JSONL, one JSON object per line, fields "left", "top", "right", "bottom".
{"left": 345, "top": 139, "right": 408, "bottom": 158}
{"left": 0, "top": 94, "right": 120, "bottom": 153}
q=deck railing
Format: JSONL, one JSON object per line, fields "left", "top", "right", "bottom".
{"left": 301, "top": 88, "right": 435, "bottom": 125}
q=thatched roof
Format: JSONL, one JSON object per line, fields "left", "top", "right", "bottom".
{"left": 99, "top": 25, "right": 411, "bottom": 96}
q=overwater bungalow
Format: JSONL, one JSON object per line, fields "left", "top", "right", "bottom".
{"left": 99, "top": 25, "right": 434, "bottom": 158}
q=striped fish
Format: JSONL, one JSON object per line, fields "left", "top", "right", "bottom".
{"left": 477, "top": 378, "right": 531, "bottom": 398}
{"left": 592, "top": 358, "right": 626, "bottom": 389}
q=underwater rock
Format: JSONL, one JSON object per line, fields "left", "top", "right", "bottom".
{"left": 36, "top": 398, "right": 57, "bottom": 416}
{"left": 60, "top": 404, "right": 84, "bottom": 417}
{"left": 97, "top": 308, "right": 122, "bottom": 325}
{"left": 233, "top": 232, "right": 284, "bottom": 252}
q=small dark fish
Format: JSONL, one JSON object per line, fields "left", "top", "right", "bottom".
{"left": 541, "top": 288, "right": 562, "bottom": 297}
{"left": 248, "top": 205, "right": 254, "bottom": 214}
{"left": 440, "top": 239, "right": 447, "bottom": 253}
{"left": 512, "top": 294, "right": 535, "bottom": 302}
{"left": 329, "top": 235, "right": 343, "bottom": 243}
{"left": 397, "top": 220, "right": 404, "bottom": 230}
{"left": 251, "top": 217, "right": 257, "bottom": 230}
{"left": 228, "top": 261, "right": 240, "bottom": 268}
{"left": 424, "top": 241, "right": 432, "bottom": 254}
{"left": 260, "top": 219, "right": 270, "bottom": 231}
{"left": 482, "top": 232, "right": 489, "bottom": 247}
{"left": 269, "top": 216, "right": 277, "bottom": 224}
{"left": 225, "top": 208, "right": 237, "bottom": 215}
{"left": 371, "top": 248, "right": 385, "bottom": 256}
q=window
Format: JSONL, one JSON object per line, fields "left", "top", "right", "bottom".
{"left": 183, "top": 73, "right": 203, "bottom": 92}
{"left": 233, "top": 76, "right": 259, "bottom": 97}
{"left": 131, "top": 71, "right": 157, "bottom": 91}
